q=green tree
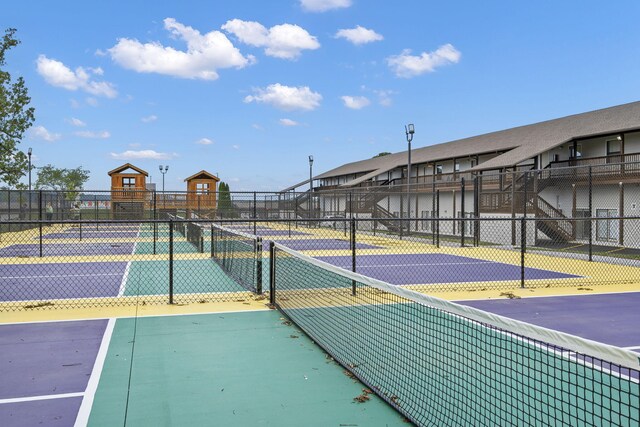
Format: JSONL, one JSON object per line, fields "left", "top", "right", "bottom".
{"left": 0, "top": 28, "right": 36, "bottom": 187}
{"left": 217, "top": 181, "right": 235, "bottom": 218}
{"left": 372, "top": 152, "right": 391, "bottom": 158}
{"left": 35, "top": 164, "right": 90, "bottom": 200}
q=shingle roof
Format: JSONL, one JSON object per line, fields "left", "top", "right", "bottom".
{"left": 313, "top": 101, "right": 640, "bottom": 188}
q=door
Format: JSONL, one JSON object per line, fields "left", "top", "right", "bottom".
{"left": 596, "top": 209, "right": 618, "bottom": 242}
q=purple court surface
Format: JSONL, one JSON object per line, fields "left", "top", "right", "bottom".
{"left": 315, "top": 253, "right": 578, "bottom": 285}
{"left": 0, "top": 243, "right": 135, "bottom": 258}
{"left": 40, "top": 231, "right": 138, "bottom": 239}
{"left": 0, "top": 262, "right": 128, "bottom": 301}
{"left": 459, "top": 292, "right": 640, "bottom": 349}
{"left": 0, "top": 320, "right": 106, "bottom": 426}
{"left": 275, "top": 238, "right": 380, "bottom": 251}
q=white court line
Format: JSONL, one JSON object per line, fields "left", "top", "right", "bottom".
{"left": 0, "top": 392, "right": 84, "bottom": 405}
{"left": 622, "top": 345, "right": 640, "bottom": 351}
{"left": 344, "top": 261, "right": 494, "bottom": 268}
{"left": 74, "top": 317, "right": 115, "bottom": 427}
{"left": 118, "top": 226, "right": 140, "bottom": 297}
{"left": 1, "top": 273, "right": 122, "bottom": 280}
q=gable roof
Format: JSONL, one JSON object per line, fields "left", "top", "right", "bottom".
{"left": 184, "top": 170, "right": 220, "bottom": 182}
{"left": 108, "top": 163, "right": 149, "bottom": 176}
{"left": 313, "top": 101, "right": 640, "bottom": 188}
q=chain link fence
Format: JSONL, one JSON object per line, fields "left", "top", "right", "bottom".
{"left": 1, "top": 215, "right": 639, "bottom": 312}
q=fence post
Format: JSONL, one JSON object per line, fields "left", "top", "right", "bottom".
{"left": 153, "top": 190, "right": 157, "bottom": 255}
{"left": 619, "top": 182, "right": 624, "bottom": 246}
{"left": 351, "top": 217, "right": 356, "bottom": 296}
{"left": 461, "top": 177, "right": 465, "bottom": 247}
{"left": 269, "top": 241, "right": 276, "bottom": 306}
{"left": 432, "top": 180, "right": 436, "bottom": 245}
{"left": 521, "top": 217, "right": 526, "bottom": 289}
{"left": 436, "top": 189, "right": 440, "bottom": 248}
{"left": 95, "top": 195, "right": 99, "bottom": 230}
{"left": 253, "top": 192, "right": 257, "bottom": 235}
{"left": 211, "top": 224, "right": 216, "bottom": 258}
{"left": 169, "top": 219, "right": 174, "bottom": 304}
{"left": 474, "top": 176, "right": 480, "bottom": 246}
{"left": 39, "top": 222, "right": 43, "bottom": 258}
{"left": 589, "top": 166, "right": 593, "bottom": 261}
{"left": 256, "top": 237, "right": 263, "bottom": 294}
{"left": 39, "top": 190, "right": 43, "bottom": 221}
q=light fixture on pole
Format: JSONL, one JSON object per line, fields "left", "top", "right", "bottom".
{"left": 405, "top": 124, "right": 415, "bottom": 230}
{"left": 28, "top": 147, "right": 32, "bottom": 219}
{"left": 308, "top": 155, "right": 314, "bottom": 192}
{"left": 159, "top": 165, "right": 169, "bottom": 192}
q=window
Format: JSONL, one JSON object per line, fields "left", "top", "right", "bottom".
{"left": 471, "top": 158, "right": 477, "bottom": 168}
{"left": 607, "top": 139, "right": 622, "bottom": 164}
{"left": 421, "top": 210, "right": 431, "bottom": 231}
{"left": 436, "top": 165, "right": 443, "bottom": 174}
{"left": 122, "top": 177, "right": 135, "bottom": 188}
{"left": 196, "top": 183, "right": 209, "bottom": 194}
{"left": 454, "top": 162, "right": 460, "bottom": 172}
{"left": 596, "top": 209, "right": 618, "bottom": 242}
{"left": 569, "top": 144, "right": 582, "bottom": 159}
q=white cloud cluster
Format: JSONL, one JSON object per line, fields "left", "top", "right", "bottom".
{"left": 68, "top": 117, "right": 86, "bottom": 127}
{"left": 222, "top": 19, "right": 320, "bottom": 60}
{"left": 196, "top": 138, "right": 214, "bottom": 145}
{"left": 74, "top": 130, "right": 111, "bottom": 139}
{"left": 335, "top": 26, "right": 383, "bottom": 45}
{"left": 387, "top": 44, "right": 461, "bottom": 78}
{"left": 245, "top": 83, "right": 322, "bottom": 111}
{"left": 36, "top": 55, "right": 117, "bottom": 98}
{"left": 108, "top": 18, "right": 254, "bottom": 80}
{"left": 341, "top": 95, "right": 371, "bottom": 110}
{"left": 279, "top": 118, "right": 299, "bottom": 126}
{"left": 31, "top": 125, "right": 61, "bottom": 142}
{"left": 300, "top": 0, "right": 352, "bottom": 12}
{"left": 141, "top": 115, "right": 158, "bottom": 123}
{"left": 110, "top": 150, "right": 176, "bottom": 160}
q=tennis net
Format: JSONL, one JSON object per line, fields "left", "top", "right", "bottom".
{"left": 212, "top": 223, "right": 262, "bottom": 293}
{"left": 186, "top": 221, "right": 204, "bottom": 252}
{"left": 270, "top": 242, "right": 640, "bottom": 426}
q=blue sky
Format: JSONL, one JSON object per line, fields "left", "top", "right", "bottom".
{"left": 4, "top": 0, "right": 640, "bottom": 191}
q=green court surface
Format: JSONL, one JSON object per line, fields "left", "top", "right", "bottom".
{"left": 89, "top": 310, "right": 408, "bottom": 426}
{"left": 123, "top": 259, "right": 247, "bottom": 296}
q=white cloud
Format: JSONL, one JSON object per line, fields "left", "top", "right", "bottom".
{"left": 341, "top": 95, "right": 371, "bottom": 110}
{"left": 31, "top": 125, "right": 61, "bottom": 142}
{"left": 141, "top": 115, "right": 158, "bottom": 123}
{"left": 108, "top": 18, "right": 254, "bottom": 80}
{"left": 68, "top": 117, "right": 86, "bottom": 127}
{"left": 74, "top": 130, "right": 111, "bottom": 139}
{"left": 232, "top": 144, "right": 240, "bottom": 150}
{"left": 110, "top": 150, "right": 176, "bottom": 160}
{"left": 245, "top": 83, "right": 322, "bottom": 111}
{"left": 374, "top": 89, "right": 395, "bottom": 107}
{"left": 387, "top": 44, "right": 461, "bottom": 78}
{"left": 335, "top": 26, "right": 383, "bottom": 45}
{"left": 300, "top": 0, "right": 352, "bottom": 12}
{"left": 129, "top": 142, "right": 141, "bottom": 148}
{"left": 279, "top": 118, "right": 300, "bottom": 126}
{"left": 196, "top": 138, "right": 214, "bottom": 145}
{"left": 86, "top": 97, "right": 99, "bottom": 107}
{"left": 36, "top": 55, "right": 117, "bottom": 98}
{"left": 222, "top": 20, "right": 320, "bottom": 60}
{"left": 252, "top": 123, "right": 264, "bottom": 131}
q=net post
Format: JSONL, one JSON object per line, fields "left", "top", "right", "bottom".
{"left": 169, "top": 219, "right": 174, "bottom": 304}
{"left": 269, "top": 241, "right": 276, "bottom": 306}
{"left": 256, "top": 237, "right": 263, "bottom": 294}
{"left": 520, "top": 216, "right": 526, "bottom": 289}
{"left": 351, "top": 217, "right": 356, "bottom": 296}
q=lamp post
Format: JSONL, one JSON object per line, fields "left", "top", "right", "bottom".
{"left": 28, "top": 148, "right": 32, "bottom": 219}
{"left": 405, "top": 124, "right": 415, "bottom": 229}
{"left": 159, "top": 165, "right": 169, "bottom": 208}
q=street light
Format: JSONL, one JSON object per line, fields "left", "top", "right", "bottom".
{"left": 159, "top": 165, "right": 169, "bottom": 192}
{"left": 28, "top": 148, "right": 32, "bottom": 219}
{"left": 405, "top": 124, "right": 415, "bottom": 231}
{"left": 308, "top": 155, "right": 314, "bottom": 192}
